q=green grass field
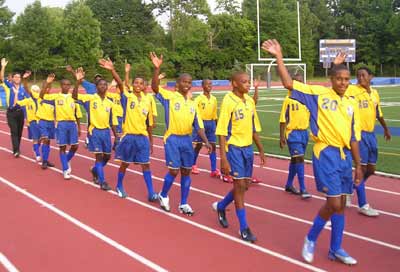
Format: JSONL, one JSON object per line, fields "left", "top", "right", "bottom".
{"left": 151, "top": 86, "right": 400, "bottom": 175}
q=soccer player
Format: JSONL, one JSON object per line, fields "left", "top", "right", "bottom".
{"left": 39, "top": 76, "right": 81, "bottom": 180}
{"left": 73, "top": 67, "right": 119, "bottom": 191}
{"left": 191, "top": 79, "right": 220, "bottom": 178}
{"left": 279, "top": 73, "right": 311, "bottom": 199}
{"left": 211, "top": 71, "right": 265, "bottom": 243}
{"left": 150, "top": 52, "right": 211, "bottom": 215}
{"left": 262, "top": 39, "right": 362, "bottom": 265}
{"left": 0, "top": 58, "right": 30, "bottom": 157}
{"left": 346, "top": 67, "right": 391, "bottom": 216}
{"left": 99, "top": 59, "right": 158, "bottom": 201}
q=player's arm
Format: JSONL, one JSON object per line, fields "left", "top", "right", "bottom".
{"left": 279, "top": 98, "right": 289, "bottom": 149}
{"left": 150, "top": 52, "right": 163, "bottom": 94}
{"left": 76, "top": 114, "right": 81, "bottom": 137}
{"left": 39, "top": 73, "right": 56, "bottom": 99}
{"left": 350, "top": 140, "right": 362, "bottom": 186}
{"left": 66, "top": 65, "right": 76, "bottom": 77}
{"left": 216, "top": 99, "right": 232, "bottom": 175}
{"left": 98, "top": 58, "right": 125, "bottom": 92}
{"left": 253, "top": 78, "right": 260, "bottom": 105}
{"left": 376, "top": 94, "right": 391, "bottom": 141}
{"left": 22, "top": 70, "right": 32, "bottom": 96}
{"left": 0, "top": 58, "right": 8, "bottom": 82}
{"left": 124, "top": 62, "right": 131, "bottom": 88}
{"left": 72, "top": 69, "right": 85, "bottom": 100}
{"left": 194, "top": 113, "right": 211, "bottom": 154}
{"left": 253, "top": 132, "right": 266, "bottom": 166}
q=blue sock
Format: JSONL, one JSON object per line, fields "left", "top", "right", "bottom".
{"left": 330, "top": 214, "right": 345, "bottom": 252}
{"left": 285, "top": 162, "right": 296, "bottom": 188}
{"left": 296, "top": 163, "right": 306, "bottom": 192}
{"left": 217, "top": 191, "right": 234, "bottom": 210}
{"left": 33, "top": 143, "right": 40, "bottom": 157}
{"left": 143, "top": 170, "right": 155, "bottom": 197}
{"left": 117, "top": 171, "right": 125, "bottom": 189}
{"left": 42, "top": 144, "right": 50, "bottom": 162}
{"left": 307, "top": 215, "right": 327, "bottom": 242}
{"left": 160, "top": 173, "right": 175, "bottom": 197}
{"left": 209, "top": 152, "right": 217, "bottom": 171}
{"left": 356, "top": 179, "right": 367, "bottom": 207}
{"left": 95, "top": 162, "right": 104, "bottom": 183}
{"left": 236, "top": 208, "right": 248, "bottom": 232}
{"left": 66, "top": 150, "right": 76, "bottom": 162}
{"left": 59, "top": 153, "right": 68, "bottom": 171}
{"left": 193, "top": 150, "right": 199, "bottom": 165}
{"left": 180, "top": 175, "right": 191, "bottom": 205}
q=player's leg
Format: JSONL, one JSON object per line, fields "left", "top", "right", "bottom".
{"left": 179, "top": 136, "right": 195, "bottom": 215}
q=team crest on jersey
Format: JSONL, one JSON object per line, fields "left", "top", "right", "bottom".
{"left": 346, "top": 105, "right": 354, "bottom": 116}
{"left": 174, "top": 103, "right": 180, "bottom": 111}
{"left": 105, "top": 107, "right": 110, "bottom": 112}
{"left": 142, "top": 108, "right": 148, "bottom": 115}
{"left": 190, "top": 106, "right": 195, "bottom": 114}
{"left": 70, "top": 103, "right": 75, "bottom": 108}
{"left": 57, "top": 100, "right": 64, "bottom": 106}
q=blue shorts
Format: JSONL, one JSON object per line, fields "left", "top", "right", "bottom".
{"left": 115, "top": 134, "right": 150, "bottom": 164}
{"left": 38, "top": 120, "right": 55, "bottom": 139}
{"left": 287, "top": 130, "right": 309, "bottom": 157}
{"left": 227, "top": 145, "right": 254, "bottom": 180}
{"left": 56, "top": 121, "right": 79, "bottom": 146}
{"left": 192, "top": 120, "right": 217, "bottom": 143}
{"left": 88, "top": 128, "right": 112, "bottom": 154}
{"left": 116, "top": 116, "right": 123, "bottom": 134}
{"left": 165, "top": 135, "right": 194, "bottom": 169}
{"left": 312, "top": 146, "right": 353, "bottom": 197}
{"left": 360, "top": 131, "right": 378, "bottom": 165}
{"left": 28, "top": 121, "right": 40, "bottom": 141}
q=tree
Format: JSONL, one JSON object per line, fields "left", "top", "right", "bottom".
{"left": 215, "top": 0, "right": 241, "bottom": 15}
{"left": 0, "top": 0, "right": 14, "bottom": 53}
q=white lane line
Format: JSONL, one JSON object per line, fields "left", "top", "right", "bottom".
{"left": 0, "top": 175, "right": 168, "bottom": 272}
{"left": 0, "top": 253, "right": 19, "bottom": 272}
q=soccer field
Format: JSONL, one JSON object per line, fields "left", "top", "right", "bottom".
{"left": 152, "top": 86, "right": 400, "bottom": 175}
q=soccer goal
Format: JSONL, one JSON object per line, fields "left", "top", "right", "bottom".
{"left": 246, "top": 63, "right": 307, "bottom": 89}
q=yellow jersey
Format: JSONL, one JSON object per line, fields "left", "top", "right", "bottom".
{"left": 194, "top": 93, "right": 218, "bottom": 121}
{"left": 155, "top": 87, "right": 204, "bottom": 142}
{"left": 106, "top": 92, "right": 123, "bottom": 117}
{"left": 31, "top": 91, "right": 55, "bottom": 121}
{"left": 76, "top": 94, "right": 118, "bottom": 134}
{"left": 216, "top": 92, "right": 261, "bottom": 149}
{"left": 279, "top": 96, "right": 310, "bottom": 138}
{"left": 346, "top": 85, "right": 383, "bottom": 133}
{"left": 128, "top": 86, "right": 158, "bottom": 117}
{"left": 43, "top": 93, "right": 78, "bottom": 122}
{"left": 291, "top": 81, "right": 360, "bottom": 158}
{"left": 16, "top": 97, "right": 38, "bottom": 123}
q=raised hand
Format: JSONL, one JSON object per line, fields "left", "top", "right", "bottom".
{"left": 158, "top": 72, "right": 166, "bottom": 80}
{"left": 150, "top": 52, "right": 163, "bottom": 69}
{"left": 261, "top": 39, "right": 283, "bottom": 58}
{"left": 23, "top": 70, "right": 32, "bottom": 79}
{"left": 1, "top": 58, "right": 8, "bottom": 67}
{"left": 46, "top": 73, "right": 56, "bottom": 84}
{"left": 125, "top": 63, "right": 131, "bottom": 73}
{"left": 75, "top": 68, "right": 85, "bottom": 81}
{"left": 333, "top": 52, "right": 347, "bottom": 65}
{"left": 110, "top": 79, "right": 117, "bottom": 87}
{"left": 99, "top": 58, "right": 114, "bottom": 70}
{"left": 253, "top": 77, "right": 260, "bottom": 89}
{"left": 66, "top": 65, "right": 73, "bottom": 72}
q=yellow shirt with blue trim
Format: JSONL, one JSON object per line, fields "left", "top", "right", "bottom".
{"left": 76, "top": 93, "right": 118, "bottom": 133}
{"left": 216, "top": 92, "right": 261, "bottom": 148}
{"left": 31, "top": 91, "right": 55, "bottom": 121}
{"left": 106, "top": 91, "right": 123, "bottom": 117}
{"left": 16, "top": 96, "right": 38, "bottom": 123}
{"left": 155, "top": 87, "right": 204, "bottom": 142}
{"left": 346, "top": 85, "right": 383, "bottom": 133}
{"left": 194, "top": 93, "right": 218, "bottom": 121}
{"left": 128, "top": 86, "right": 158, "bottom": 117}
{"left": 290, "top": 81, "right": 360, "bottom": 158}
{"left": 43, "top": 93, "right": 78, "bottom": 121}
{"left": 120, "top": 90, "right": 153, "bottom": 136}
{"left": 279, "top": 96, "right": 310, "bottom": 138}
{"left": 1, "top": 82, "right": 30, "bottom": 109}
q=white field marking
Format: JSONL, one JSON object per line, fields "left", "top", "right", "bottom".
{"left": 385, "top": 119, "right": 400, "bottom": 122}
{"left": 255, "top": 104, "right": 283, "bottom": 108}
{"left": 0, "top": 176, "right": 168, "bottom": 272}
{"left": 255, "top": 110, "right": 281, "bottom": 114}
{"left": 0, "top": 253, "right": 19, "bottom": 272}
{"left": 1, "top": 143, "right": 399, "bottom": 252}
{"left": 0, "top": 148, "right": 327, "bottom": 272}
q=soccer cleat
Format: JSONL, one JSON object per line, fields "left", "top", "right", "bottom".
{"left": 239, "top": 227, "right": 257, "bottom": 243}
{"left": 328, "top": 248, "right": 357, "bottom": 265}
{"left": 212, "top": 201, "right": 229, "bottom": 228}
{"left": 116, "top": 186, "right": 127, "bottom": 198}
{"left": 210, "top": 169, "right": 221, "bottom": 178}
{"left": 100, "top": 182, "right": 111, "bottom": 191}
{"left": 63, "top": 170, "right": 71, "bottom": 180}
{"left": 221, "top": 175, "right": 233, "bottom": 183}
{"left": 36, "top": 156, "right": 42, "bottom": 163}
{"left": 345, "top": 195, "right": 352, "bottom": 207}
{"left": 47, "top": 161, "right": 55, "bottom": 167}
{"left": 148, "top": 193, "right": 159, "bottom": 202}
{"left": 158, "top": 193, "right": 170, "bottom": 212}
{"left": 67, "top": 162, "right": 72, "bottom": 175}
{"left": 191, "top": 165, "right": 200, "bottom": 174}
{"left": 90, "top": 167, "right": 99, "bottom": 185}
{"left": 285, "top": 186, "right": 300, "bottom": 195}
{"left": 251, "top": 176, "right": 261, "bottom": 184}
{"left": 41, "top": 161, "right": 49, "bottom": 169}
{"left": 302, "top": 236, "right": 315, "bottom": 263}
{"left": 179, "top": 204, "right": 194, "bottom": 216}
{"left": 359, "top": 204, "right": 379, "bottom": 217}
{"left": 300, "top": 190, "right": 312, "bottom": 199}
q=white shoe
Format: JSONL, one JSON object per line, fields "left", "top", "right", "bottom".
{"left": 67, "top": 162, "right": 72, "bottom": 174}
{"left": 359, "top": 204, "right": 379, "bottom": 217}
{"left": 179, "top": 204, "right": 194, "bottom": 216}
{"left": 36, "top": 156, "right": 42, "bottom": 163}
{"left": 302, "top": 237, "right": 315, "bottom": 263}
{"left": 158, "top": 193, "right": 170, "bottom": 212}
{"left": 212, "top": 201, "right": 218, "bottom": 211}
{"left": 345, "top": 195, "right": 352, "bottom": 207}
{"left": 63, "top": 171, "right": 71, "bottom": 180}
{"left": 328, "top": 248, "right": 357, "bottom": 265}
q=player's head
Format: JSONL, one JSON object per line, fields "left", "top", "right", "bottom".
{"left": 177, "top": 73, "right": 192, "bottom": 95}
{"left": 356, "top": 67, "right": 373, "bottom": 88}
{"left": 95, "top": 79, "right": 108, "bottom": 95}
{"left": 132, "top": 77, "right": 146, "bottom": 93}
{"left": 12, "top": 72, "right": 21, "bottom": 85}
{"left": 231, "top": 71, "right": 250, "bottom": 94}
{"left": 94, "top": 74, "right": 103, "bottom": 84}
{"left": 291, "top": 72, "right": 304, "bottom": 83}
{"left": 202, "top": 79, "right": 212, "bottom": 93}
{"left": 329, "top": 64, "right": 350, "bottom": 96}
{"left": 60, "top": 79, "right": 72, "bottom": 94}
